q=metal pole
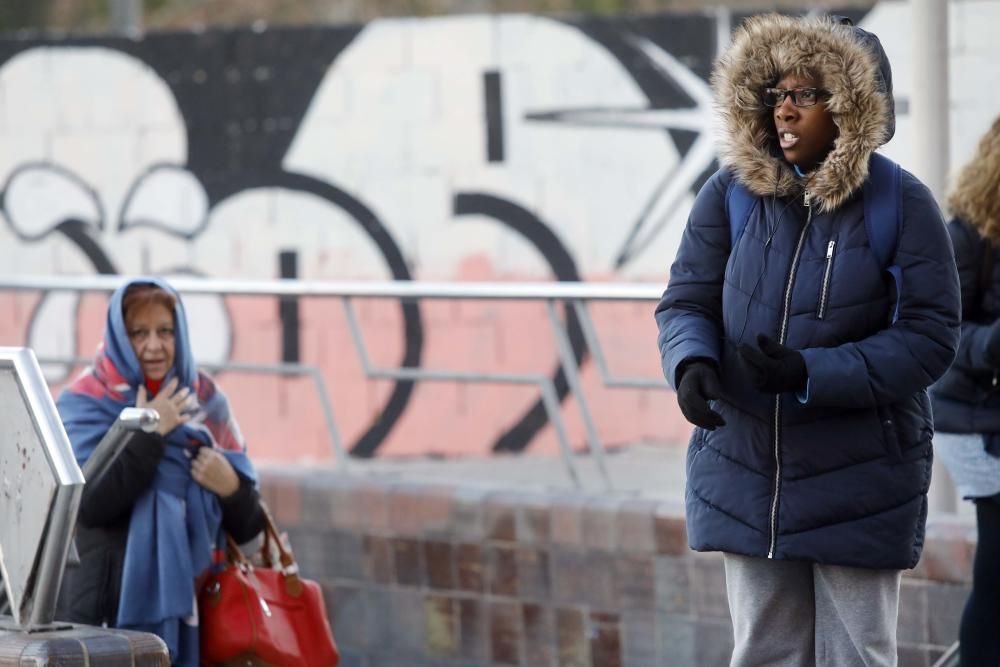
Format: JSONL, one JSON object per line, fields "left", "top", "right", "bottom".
{"left": 912, "top": 0, "right": 955, "bottom": 514}
{"left": 80, "top": 408, "right": 159, "bottom": 482}
{"left": 910, "top": 0, "right": 949, "bottom": 204}
{"left": 108, "top": 0, "right": 141, "bottom": 35}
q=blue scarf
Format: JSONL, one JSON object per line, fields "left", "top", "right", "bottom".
{"left": 57, "top": 277, "right": 256, "bottom": 666}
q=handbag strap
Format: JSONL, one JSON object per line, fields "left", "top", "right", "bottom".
{"left": 257, "top": 502, "right": 305, "bottom": 598}
{"left": 224, "top": 532, "right": 250, "bottom": 568}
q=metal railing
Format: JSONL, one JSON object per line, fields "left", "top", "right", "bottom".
{"left": 0, "top": 275, "right": 668, "bottom": 490}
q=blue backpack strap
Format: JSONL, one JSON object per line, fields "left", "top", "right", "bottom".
{"left": 863, "top": 152, "right": 904, "bottom": 323}
{"left": 725, "top": 177, "right": 758, "bottom": 249}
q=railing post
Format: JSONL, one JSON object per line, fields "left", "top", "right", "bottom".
{"left": 545, "top": 299, "right": 612, "bottom": 490}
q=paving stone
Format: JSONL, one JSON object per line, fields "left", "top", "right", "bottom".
{"left": 584, "top": 550, "right": 621, "bottom": 610}
{"left": 324, "top": 581, "right": 368, "bottom": 650}
{"left": 517, "top": 494, "right": 553, "bottom": 545}
{"left": 694, "top": 618, "right": 734, "bottom": 667}
{"left": 324, "top": 528, "right": 365, "bottom": 580}
{"left": 485, "top": 492, "right": 520, "bottom": 542}
{"left": 654, "top": 554, "right": 691, "bottom": 614}
{"left": 589, "top": 611, "right": 623, "bottom": 667}
{"left": 897, "top": 579, "right": 929, "bottom": 645}
{"left": 458, "top": 598, "right": 489, "bottom": 662}
{"left": 691, "top": 554, "right": 729, "bottom": 620}
{"left": 424, "top": 540, "right": 455, "bottom": 590}
{"left": 522, "top": 603, "right": 555, "bottom": 666}
{"left": 550, "top": 547, "right": 590, "bottom": 606}
{"left": 351, "top": 480, "right": 391, "bottom": 533}
{"left": 424, "top": 594, "right": 459, "bottom": 658}
{"left": 489, "top": 600, "right": 524, "bottom": 665}
{"left": 656, "top": 614, "right": 696, "bottom": 667}
{"left": 582, "top": 496, "right": 620, "bottom": 551}
{"left": 555, "top": 607, "right": 589, "bottom": 667}
{"left": 450, "top": 485, "right": 488, "bottom": 541}
{"left": 616, "top": 554, "right": 655, "bottom": 611}
{"left": 549, "top": 494, "right": 586, "bottom": 547}
{"left": 392, "top": 537, "right": 425, "bottom": 587}
{"left": 616, "top": 498, "right": 659, "bottom": 554}
{"left": 489, "top": 544, "right": 520, "bottom": 597}
{"left": 516, "top": 547, "right": 551, "bottom": 600}
{"left": 927, "top": 582, "right": 969, "bottom": 647}
{"left": 620, "top": 610, "right": 658, "bottom": 667}
{"left": 386, "top": 588, "right": 426, "bottom": 654}
{"left": 361, "top": 534, "right": 394, "bottom": 584}
{"left": 455, "top": 542, "right": 486, "bottom": 593}
{"left": 653, "top": 503, "right": 688, "bottom": 555}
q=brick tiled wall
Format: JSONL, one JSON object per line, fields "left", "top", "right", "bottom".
{"left": 259, "top": 469, "right": 976, "bottom": 667}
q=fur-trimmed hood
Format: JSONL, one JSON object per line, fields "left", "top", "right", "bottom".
{"left": 712, "top": 14, "right": 895, "bottom": 213}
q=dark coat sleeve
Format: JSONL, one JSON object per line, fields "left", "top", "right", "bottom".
{"left": 78, "top": 429, "right": 264, "bottom": 545}
{"left": 77, "top": 431, "right": 166, "bottom": 528}
{"left": 799, "top": 172, "right": 962, "bottom": 407}
{"left": 654, "top": 169, "right": 731, "bottom": 389}
{"left": 946, "top": 217, "right": 996, "bottom": 372}
{"left": 219, "top": 473, "right": 265, "bottom": 545}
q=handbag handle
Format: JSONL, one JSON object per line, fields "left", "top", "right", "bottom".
{"left": 217, "top": 502, "right": 304, "bottom": 597}
{"left": 258, "top": 502, "right": 304, "bottom": 598}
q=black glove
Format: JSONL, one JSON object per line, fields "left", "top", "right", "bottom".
{"left": 737, "top": 334, "right": 808, "bottom": 394}
{"left": 676, "top": 361, "right": 726, "bottom": 430}
{"left": 986, "top": 320, "right": 1000, "bottom": 366}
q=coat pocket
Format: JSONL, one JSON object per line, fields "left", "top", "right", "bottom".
{"left": 816, "top": 239, "right": 837, "bottom": 319}
{"left": 876, "top": 405, "right": 903, "bottom": 462}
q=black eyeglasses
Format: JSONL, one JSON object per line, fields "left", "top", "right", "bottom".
{"left": 762, "top": 87, "right": 829, "bottom": 108}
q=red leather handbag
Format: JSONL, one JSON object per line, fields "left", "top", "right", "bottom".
{"left": 198, "top": 506, "right": 340, "bottom": 667}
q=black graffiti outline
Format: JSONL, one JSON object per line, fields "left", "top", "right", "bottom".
{"left": 1, "top": 162, "right": 116, "bottom": 381}
{"left": 210, "top": 170, "right": 424, "bottom": 459}
{"left": 453, "top": 192, "right": 587, "bottom": 453}
{"left": 116, "top": 163, "right": 210, "bottom": 239}
{"left": 28, "top": 218, "right": 119, "bottom": 381}
{"left": 1, "top": 162, "right": 109, "bottom": 238}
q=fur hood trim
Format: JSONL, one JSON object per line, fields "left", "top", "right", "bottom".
{"left": 712, "top": 14, "right": 894, "bottom": 213}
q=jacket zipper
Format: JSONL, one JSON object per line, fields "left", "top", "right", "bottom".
{"left": 768, "top": 190, "right": 813, "bottom": 559}
{"left": 817, "top": 240, "right": 836, "bottom": 319}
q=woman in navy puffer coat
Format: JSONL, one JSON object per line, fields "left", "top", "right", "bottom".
{"left": 655, "top": 14, "right": 960, "bottom": 666}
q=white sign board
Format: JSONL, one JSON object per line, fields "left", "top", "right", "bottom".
{"left": 0, "top": 347, "right": 84, "bottom": 626}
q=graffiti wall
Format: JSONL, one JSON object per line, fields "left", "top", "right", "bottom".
{"left": 1, "top": 2, "right": 997, "bottom": 462}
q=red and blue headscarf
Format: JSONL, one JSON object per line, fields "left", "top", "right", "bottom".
{"left": 57, "top": 277, "right": 255, "bottom": 666}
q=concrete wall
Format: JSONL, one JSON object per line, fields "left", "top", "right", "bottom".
{"left": 259, "top": 468, "right": 977, "bottom": 667}
{"left": 1, "top": 1, "right": 998, "bottom": 461}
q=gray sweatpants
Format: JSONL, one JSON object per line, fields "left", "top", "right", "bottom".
{"left": 724, "top": 553, "right": 901, "bottom": 667}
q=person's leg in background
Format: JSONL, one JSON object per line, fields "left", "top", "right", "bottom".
{"left": 959, "top": 495, "right": 1000, "bottom": 666}
{"left": 813, "top": 563, "right": 901, "bottom": 667}
{"left": 724, "top": 553, "right": 816, "bottom": 667}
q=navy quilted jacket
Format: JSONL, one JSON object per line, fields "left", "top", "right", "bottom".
{"left": 930, "top": 219, "right": 1000, "bottom": 433}
{"left": 655, "top": 15, "right": 961, "bottom": 569}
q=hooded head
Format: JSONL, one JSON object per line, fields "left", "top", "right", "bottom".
{"left": 104, "top": 276, "right": 196, "bottom": 390}
{"left": 712, "top": 14, "right": 896, "bottom": 212}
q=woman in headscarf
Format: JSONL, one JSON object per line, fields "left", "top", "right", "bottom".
{"left": 57, "top": 277, "right": 264, "bottom": 666}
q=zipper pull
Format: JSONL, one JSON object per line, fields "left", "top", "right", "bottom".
{"left": 826, "top": 240, "right": 835, "bottom": 258}
{"left": 993, "top": 371, "right": 997, "bottom": 388}
{"left": 804, "top": 189, "right": 811, "bottom": 207}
